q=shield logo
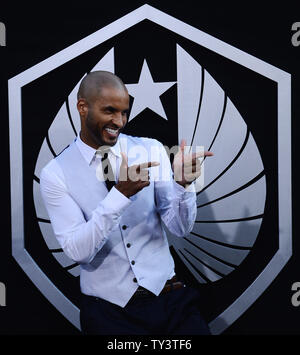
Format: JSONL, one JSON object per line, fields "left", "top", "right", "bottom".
{"left": 8, "top": 4, "right": 292, "bottom": 334}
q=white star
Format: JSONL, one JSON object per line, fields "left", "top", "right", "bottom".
{"left": 125, "top": 60, "right": 176, "bottom": 122}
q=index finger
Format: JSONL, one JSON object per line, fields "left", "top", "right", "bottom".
{"left": 138, "top": 161, "right": 160, "bottom": 170}
{"left": 179, "top": 139, "right": 187, "bottom": 153}
{"left": 193, "top": 151, "right": 214, "bottom": 159}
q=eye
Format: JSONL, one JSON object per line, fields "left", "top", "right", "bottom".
{"left": 104, "top": 106, "right": 116, "bottom": 114}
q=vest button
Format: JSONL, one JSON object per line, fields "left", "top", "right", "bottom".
{"left": 122, "top": 225, "right": 127, "bottom": 230}
{"left": 126, "top": 243, "right": 131, "bottom": 248}
{"left": 131, "top": 260, "right": 135, "bottom": 265}
{"left": 133, "top": 278, "right": 137, "bottom": 283}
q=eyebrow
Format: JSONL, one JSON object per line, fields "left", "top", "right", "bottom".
{"left": 102, "top": 105, "right": 120, "bottom": 114}
{"left": 104, "top": 105, "right": 129, "bottom": 113}
{"left": 104, "top": 105, "right": 116, "bottom": 111}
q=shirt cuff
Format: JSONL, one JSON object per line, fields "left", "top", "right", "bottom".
{"left": 173, "top": 179, "right": 196, "bottom": 194}
{"left": 100, "top": 186, "right": 132, "bottom": 215}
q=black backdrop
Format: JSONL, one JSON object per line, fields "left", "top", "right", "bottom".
{"left": 0, "top": 1, "right": 299, "bottom": 337}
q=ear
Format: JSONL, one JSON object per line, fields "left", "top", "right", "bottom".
{"left": 77, "top": 98, "right": 88, "bottom": 117}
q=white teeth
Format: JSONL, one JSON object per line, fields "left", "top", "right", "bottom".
{"left": 105, "top": 128, "right": 118, "bottom": 134}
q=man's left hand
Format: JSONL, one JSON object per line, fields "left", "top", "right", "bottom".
{"left": 172, "top": 139, "right": 214, "bottom": 188}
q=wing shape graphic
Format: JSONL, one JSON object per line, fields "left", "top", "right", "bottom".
{"left": 33, "top": 48, "right": 115, "bottom": 276}
{"left": 166, "top": 45, "right": 266, "bottom": 283}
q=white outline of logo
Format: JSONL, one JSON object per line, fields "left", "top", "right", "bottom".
{"left": 8, "top": 4, "right": 292, "bottom": 334}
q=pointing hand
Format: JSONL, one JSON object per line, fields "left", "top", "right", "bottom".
{"left": 115, "top": 152, "right": 160, "bottom": 198}
{"left": 172, "top": 139, "right": 213, "bottom": 188}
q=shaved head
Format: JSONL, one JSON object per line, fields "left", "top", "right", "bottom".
{"left": 77, "top": 71, "right": 127, "bottom": 104}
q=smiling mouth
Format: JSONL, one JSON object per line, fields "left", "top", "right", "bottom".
{"left": 104, "top": 127, "right": 119, "bottom": 137}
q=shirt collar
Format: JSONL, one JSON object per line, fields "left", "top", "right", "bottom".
{"left": 110, "top": 138, "right": 122, "bottom": 158}
{"left": 75, "top": 133, "right": 122, "bottom": 165}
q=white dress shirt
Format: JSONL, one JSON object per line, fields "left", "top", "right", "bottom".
{"left": 40, "top": 133, "right": 197, "bottom": 307}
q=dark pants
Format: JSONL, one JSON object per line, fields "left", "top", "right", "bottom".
{"left": 80, "top": 285, "right": 211, "bottom": 335}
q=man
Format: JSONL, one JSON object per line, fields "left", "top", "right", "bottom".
{"left": 40, "top": 71, "right": 213, "bottom": 335}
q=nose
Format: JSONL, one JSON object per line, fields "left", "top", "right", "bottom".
{"left": 112, "top": 111, "right": 125, "bottom": 128}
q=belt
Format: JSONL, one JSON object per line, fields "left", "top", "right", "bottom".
{"left": 131, "top": 276, "right": 185, "bottom": 299}
{"left": 82, "top": 276, "right": 185, "bottom": 303}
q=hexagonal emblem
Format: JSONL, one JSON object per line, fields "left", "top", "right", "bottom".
{"left": 8, "top": 4, "right": 292, "bottom": 334}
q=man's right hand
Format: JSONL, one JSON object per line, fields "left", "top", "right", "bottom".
{"left": 115, "top": 153, "right": 160, "bottom": 198}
